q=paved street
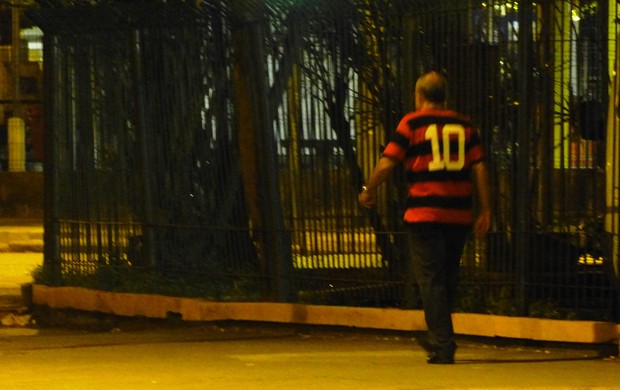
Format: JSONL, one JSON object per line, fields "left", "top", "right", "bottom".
{"left": 0, "top": 322, "right": 619, "bottom": 390}
{"left": 0, "top": 223, "right": 619, "bottom": 389}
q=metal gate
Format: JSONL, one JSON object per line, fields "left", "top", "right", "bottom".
{"left": 28, "top": 0, "right": 619, "bottom": 321}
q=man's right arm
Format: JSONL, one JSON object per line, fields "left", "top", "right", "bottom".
{"left": 358, "top": 156, "right": 399, "bottom": 209}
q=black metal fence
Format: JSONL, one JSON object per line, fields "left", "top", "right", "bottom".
{"left": 29, "top": 0, "right": 619, "bottom": 321}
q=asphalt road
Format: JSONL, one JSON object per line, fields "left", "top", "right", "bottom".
{"left": 0, "top": 322, "right": 618, "bottom": 390}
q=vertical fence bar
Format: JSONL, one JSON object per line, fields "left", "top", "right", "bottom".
{"left": 254, "top": 20, "right": 293, "bottom": 302}
{"left": 132, "top": 29, "right": 157, "bottom": 269}
{"left": 608, "top": 1, "right": 620, "bottom": 321}
{"left": 515, "top": 1, "right": 534, "bottom": 315}
{"left": 42, "top": 33, "right": 62, "bottom": 283}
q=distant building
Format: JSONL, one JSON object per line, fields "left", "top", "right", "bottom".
{"left": 0, "top": 4, "right": 43, "bottom": 170}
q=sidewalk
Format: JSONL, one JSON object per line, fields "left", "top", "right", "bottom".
{"left": 0, "top": 221, "right": 43, "bottom": 324}
{"left": 0, "top": 321, "right": 618, "bottom": 389}
{"left": 0, "top": 252, "right": 41, "bottom": 289}
{"left": 0, "top": 221, "right": 43, "bottom": 291}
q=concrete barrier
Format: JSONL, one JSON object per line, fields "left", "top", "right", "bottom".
{"left": 31, "top": 284, "right": 619, "bottom": 345}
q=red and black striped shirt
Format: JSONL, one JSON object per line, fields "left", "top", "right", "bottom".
{"left": 382, "top": 109, "right": 485, "bottom": 225}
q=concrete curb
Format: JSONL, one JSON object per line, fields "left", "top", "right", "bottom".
{"left": 1, "top": 240, "right": 44, "bottom": 252}
{"left": 31, "top": 284, "right": 620, "bottom": 345}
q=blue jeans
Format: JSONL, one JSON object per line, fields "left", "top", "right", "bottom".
{"left": 407, "top": 224, "right": 470, "bottom": 356}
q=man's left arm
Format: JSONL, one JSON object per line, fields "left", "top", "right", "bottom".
{"left": 472, "top": 161, "right": 491, "bottom": 237}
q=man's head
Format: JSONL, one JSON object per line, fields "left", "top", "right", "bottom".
{"left": 415, "top": 71, "right": 447, "bottom": 110}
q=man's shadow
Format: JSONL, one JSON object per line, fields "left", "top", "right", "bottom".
{"left": 456, "top": 355, "right": 606, "bottom": 364}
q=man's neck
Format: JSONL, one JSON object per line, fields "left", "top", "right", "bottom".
{"left": 417, "top": 102, "right": 445, "bottom": 111}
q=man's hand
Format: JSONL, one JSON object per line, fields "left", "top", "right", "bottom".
{"left": 358, "top": 157, "right": 398, "bottom": 209}
{"left": 474, "top": 209, "right": 491, "bottom": 238}
{"left": 358, "top": 188, "right": 376, "bottom": 209}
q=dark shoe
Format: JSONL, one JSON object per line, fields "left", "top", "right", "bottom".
{"left": 427, "top": 351, "right": 454, "bottom": 365}
{"left": 416, "top": 334, "right": 456, "bottom": 364}
{"left": 415, "top": 336, "right": 434, "bottom": 354}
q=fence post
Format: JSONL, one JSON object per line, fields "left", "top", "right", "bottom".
{"left": 231, "top": 13, "right": 293, "bottom": 302}
{"left": 608, "top": 27, "right": 620, "bottom": 321}
{"left": 250, "top": 21, "right": 293, "bottom": 302}
{"left": 132, "top": 29, "right": 158, "bottom": 270}
{"left": 42, "top": 34, "right": 62, "bottom": 284}
{"left": 515, "top": 1, "right": 534, "bottom": 316}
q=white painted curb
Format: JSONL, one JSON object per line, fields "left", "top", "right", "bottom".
{"left": 31, "top": 285, "right": 620, "bottom": 345}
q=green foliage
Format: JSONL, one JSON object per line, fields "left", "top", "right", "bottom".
{"left": 528, "top": 299, "right": 578, "bottom": 320}
{"left": 31, "top": 261, "right": 261, "bottom": 301}
{"left": 485, "top": 286, "right": 519, "bottom": 316}
{"left": 455, "top": 283, "right": 486, "bottom": 314}
{"left": 456, "top": 284, "right": 518, "bottom": 316}
{"left": 455, "top": 273, "right": 580, "bottom": 320}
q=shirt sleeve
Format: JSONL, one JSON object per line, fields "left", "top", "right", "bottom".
{"left": 382, "top": 117, "right": 411, "bottom": 161}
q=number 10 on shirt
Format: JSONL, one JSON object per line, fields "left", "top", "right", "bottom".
{"left": 425, "top": 124, "right": 466, "bottom": 171}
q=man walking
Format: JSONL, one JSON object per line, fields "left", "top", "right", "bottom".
{"left": 359, "top": 71, "right": 491, "bottom": 364}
